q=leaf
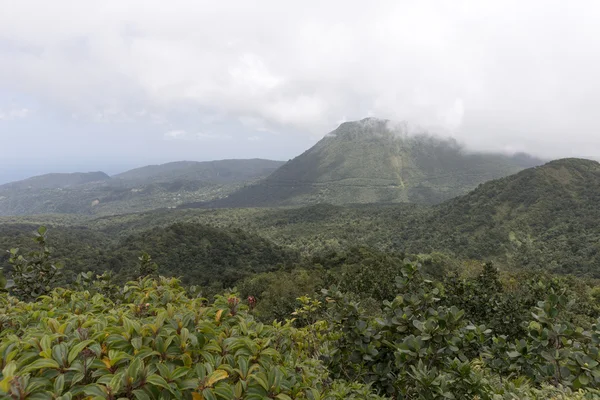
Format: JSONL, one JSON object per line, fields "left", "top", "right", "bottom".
{"left": 507, "top": 351, "right": 521, "bottom": 359}
{"left": 0, "top": 361, "right": 17, "bottom": 393}
{"left": 127, "top": 358, "right": 143, "bottom": 379}
{"left": 275, "top": 395, "right": 292, "bottom": 400}
{"left": 54, "top": 373, "right": 65, "bottom": 394}
{"left": 191, "top": 393, "right": 204, "bottom": 400}
{"left": 206, "top": 370, "right": 229, "bottom": 387}
{"left": 215, "top": 309, "right": 224, "bottom": 323}
{"left": 578, "top": 373, "right": 590, "bottom": 386}
{"left": 68, "top": 340, "right": 95, "bottom": 364}
{"left": 22, "top": 358, "right": 60, "bottom": 373}
{"left": 202, "top": 389, "right": 217, "bottom": 400}
{"left": 133, "top": 389, "right": 152, "bottom": 400}
{"left": 251, "top": 374, "right": 269, "bottom": 391}
{"left": 146, "top": 374, "right": 172, "bottom": 391}
{"left": 84, "top": 384, "right": 108, "bottom": 398}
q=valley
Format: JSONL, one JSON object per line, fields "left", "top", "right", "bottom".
{"left": 2, "top": 119, "right": 600, "bottom": 399}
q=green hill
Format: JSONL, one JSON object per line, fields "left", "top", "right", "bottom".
{"left": 5, "top": 159, "right": 600, "bottom": 277}
{"left": 397, "top": 158, "right": 600, "bottom": 275}
{"left": 0, "top": 171, "right": 109, "bottom": 190}
{"left": 114, "top": 158, "right": 284, "bottom": 185}
{"left": 0, "top": 159, "right": 284, "bottom": 216}
{"left": 193, "top": 118, "right": 542, "bottom": 207}
{"left": 0, "top": 221, "right": 297, "bottom": 288}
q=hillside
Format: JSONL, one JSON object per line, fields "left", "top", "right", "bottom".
{"left": 62, "top": 158, "right": 600, "bottom": 276}
{"left": 3, "top": 159, "right": 600, "bottom": 276}
{"left": 0, "top": 221, "right": 296, "bottom": 289}
{"left": 114, "top": 158, "right": 285, "bottom": 185}
{"left": 0, "top": 171, "right": 109, "bottom": 190}
{"left": 4, "top": 162, "right": 600, "bottom": 399}
{"left": 192, "top": 118, "right": 542, "bottom": 208}
{"left": 385, "top": 158, "right": 600, "bottom": 275}
{"left": 0, "top": 159, "right": 284, "bottom": 216}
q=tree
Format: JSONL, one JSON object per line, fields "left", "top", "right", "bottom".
{"left": 6, "top": 226, "right": 62, "bottom": 301}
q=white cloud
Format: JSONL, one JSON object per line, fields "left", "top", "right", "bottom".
{"left": 164, "top": 130, "right": 232, "bottom": 141}
{"left": 247, "top": 135, "right": 263, "bottom": 142}
{"left": 164, "top": 130, "right": 187, "bottom": 140}
{"left": 0, "top": 108, "right": 30, "bottom": 120}
{"left": 195, "top": 132, "right": 232, "bottom": 141}
{"left": 1, "top": 1, "right": 600, "bottom": 157}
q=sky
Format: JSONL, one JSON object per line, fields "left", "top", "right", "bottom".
{"left": 1, "top": 1, "right": 600, "bottom": 184}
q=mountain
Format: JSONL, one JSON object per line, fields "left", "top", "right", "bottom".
{"left": 0, "top": 221, "right": 297, "bottom": 288}
{"left": 0, "top": 171, "right": 109, "bottom": 190}
{"left": 396, "top": 158, "right": 600, "bottom": 275}
{"left": 114, "top": 159, "right": 285, "bottom": 185}
{"left": 0, "top": 159, "right": 284, "bottom": 216}
{"left": 191, "top": 118, "right": 543, "bottom": 208}
{"left": 3, "top": 159, "right": 600, "bottom": 276}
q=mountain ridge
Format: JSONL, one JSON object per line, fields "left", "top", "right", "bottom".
{"left": 0, "top": 159, "right": 285, "bottom": 216}
{"left": 113, "top": 158, "right": 284, "bottom": 185}
{"left": 0, "top": 171, "right": 110, "bottom": 190}
{"left": 394, "top": 157, "right": 600, "bottom": 275}
{"left": 184, "top": 118, "right": 544, "bottom": 208}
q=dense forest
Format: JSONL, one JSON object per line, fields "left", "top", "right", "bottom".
{"left": 2, "top": 227, "right": 600, "bottom": 399}
{"left": 2, "top": 159, "right": 600, "bottom": 398}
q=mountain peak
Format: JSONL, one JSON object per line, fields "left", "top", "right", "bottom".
{"left": 330, "top": 117, "right": 392, "bottom": 139}
{"left": 190, "top": 119, "right": 543, "bottom": 208}
{"left": 542, "top": 157, "right": 600, "bottom": 169}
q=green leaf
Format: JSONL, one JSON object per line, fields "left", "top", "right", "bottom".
{"left": 146, "top": 374, "right": 172, "bottom": 391}
{"left": 133, "top": 389, "right": 152, "bottom": 400}
{"left": 507, "top": 351, "right": 521, "bottom": 359}
{"left": 22, "top": 358, "right": 60, "bottom": 373}
{"left": 578, "top": 373, "right": 590, "bottom": 386}
{"left": 127, "top": 358, "right": 143, "bottom": 379}
{"left": 202, "top": 389, "right": 217, "bottom": 400}
{"left": 68, "top": 340, "right": 95, "bottom": 364}
{"left": 54, "top": 373, "right": 65, "bottom": 394}
{"left": 84, "top": 384, "right": 108, "bottom": 398}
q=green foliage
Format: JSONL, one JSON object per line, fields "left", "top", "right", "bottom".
{"left": 0, "top": 222, "right": 298, "bottom": 290}
{"left": 4, "top": 158, "right": 599, "bottom": 281}
{"left": 3, "top": 229, "right": 600, "bottom": 398}
{"left": 5, "top": 226, "right": 63, "bottom": 301}
{"left": 443, "top": 262, "right": 531, "bottom": 338}
{"left": 137, "top": 252, "right": 158, "bottom": 278}
{"left": 237, "top": 268, "right": 324, "bottom": 323}
{"left": 489, "top": 291, "right": 600, "bottom": 391}
{"left": 286, "top": 260, "right": 600, "bottom": 399}
{"left": 115, "top": 223, "right": 298, "bottom": 287}
{"left": 0, "top": 276, "right": 386, "bottom": 400}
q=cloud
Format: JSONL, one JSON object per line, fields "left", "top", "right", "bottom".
{"left": 247, "top": 135, "right": 263, "bottom": 142}
{"left": 1, "top": 1, "right": 600, "bottom": 158}
{"left": 164, "top": 130, "right": 232, "bottom": 141}
{"left": 164, "top": 130, "right": 187, "bottom": 140}
{"left": 0, "top": 108, "right": 30, "bottom": 120}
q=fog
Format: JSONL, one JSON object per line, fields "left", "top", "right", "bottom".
{"left": 1, "top": 1, "right": 600, "bottom": 183}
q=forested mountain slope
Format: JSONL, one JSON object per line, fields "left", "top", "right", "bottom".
{"left": 0, "top": 171, "right": 109, "bottom": 190}
{"left": 192, "top": 118, "right": 542, "bottom": 208}
{"left": 114, "top": 159, "right": 284, "bottom": 184}
{"left": 394, "top": 158, "right": 600, "bottom": 274}
{"left": 0, "top": 159, "right": 284, "bottom": 216}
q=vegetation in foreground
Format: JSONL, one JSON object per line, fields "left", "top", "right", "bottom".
{"left": 2, "top": 229, "right": 600, "bottom": 399}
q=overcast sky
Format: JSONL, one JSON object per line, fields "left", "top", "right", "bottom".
{"left": 1, "top": 1, "right": 600, "bottom": 183}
